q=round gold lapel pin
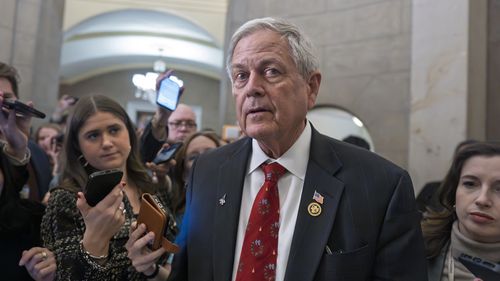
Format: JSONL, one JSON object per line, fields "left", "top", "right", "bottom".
{"left": 308, "top": 202, "right": 322, "bottom": 217}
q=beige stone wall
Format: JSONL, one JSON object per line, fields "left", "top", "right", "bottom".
{"left": 222, "top": 0, "right": 496, "bottom": 193}
{"left": 409, "top": 0, "right": 488, "bottom": 193}
{"left": 0, "top": 0, "right": 64, "bottom": 129}
{"left": 222, "top": 0, "right": 412, "bottom": 167}
{"left": 487, "top": 0, "right": 500, "bottom": 141}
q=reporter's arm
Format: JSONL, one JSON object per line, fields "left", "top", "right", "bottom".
{"left": 0, "top": 94, "right": 31, "bottom": 165}
{"left": 140, "top": 121, "right": 168, "bottom": 163}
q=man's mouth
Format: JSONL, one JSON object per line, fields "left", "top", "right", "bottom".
{"left": 247, "top": 107, "right": 269, "bottom": 115}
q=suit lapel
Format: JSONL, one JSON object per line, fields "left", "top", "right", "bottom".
{"left": 213, "top": 138, "right": 252, "bottom": 281}
{"left": 284, "top": 128, "right": 345, "bottom": 281}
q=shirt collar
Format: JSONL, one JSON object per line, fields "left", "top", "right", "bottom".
{"left": 248, "top": 121, "right": 312, "bottom": 180}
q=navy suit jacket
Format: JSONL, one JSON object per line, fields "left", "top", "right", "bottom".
{"left": 169, "top": 126, "right": 427, "bottom": 281}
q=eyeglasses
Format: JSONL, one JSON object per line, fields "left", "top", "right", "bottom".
{"left": 168, "top": 120, "right": 197, "bottom": 129}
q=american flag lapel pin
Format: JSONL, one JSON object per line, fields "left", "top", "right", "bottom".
{"left": 308, "top": 190, "right": 324, "bottom": 217}
{"left": 313, "top": 190, "right": 324, "bottom": 204}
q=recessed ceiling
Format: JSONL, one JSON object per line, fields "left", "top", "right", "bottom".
{"left": 60, "top": 9, "right": 223, "bottom": 84}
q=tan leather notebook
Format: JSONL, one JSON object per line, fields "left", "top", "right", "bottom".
{"left": 136, "top": 193, "right": 179, "bottom": 253}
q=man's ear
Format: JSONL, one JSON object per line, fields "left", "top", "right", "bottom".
{"left": 306, "top": 71, "right": 321, "bottom": 109}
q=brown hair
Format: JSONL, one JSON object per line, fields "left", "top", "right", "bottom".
{"left": 170, "top": 131, "right": 221, "bottom": 216}
{"left": 33, "top": 123, "right": 63, "bottom": 143}
{"left": 421, "top": 141, "right": 500, "bottom": 258}
{"left": 58, "top": 95, "right": 155, "bottom": 193}
{"left": 0, "top": 62, "right": 20, "bottom": 97}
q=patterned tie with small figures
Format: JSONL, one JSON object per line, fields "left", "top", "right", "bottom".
{"left": 235, "top": 162, "right": 287, "bottom": 281}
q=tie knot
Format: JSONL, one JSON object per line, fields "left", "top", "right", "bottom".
{"left": 261, "top": 162, "right": 286, "bottom": 183}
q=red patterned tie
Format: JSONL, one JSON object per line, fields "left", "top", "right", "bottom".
{"left": 235, "top": 162, "right": 286, "bottom": 281}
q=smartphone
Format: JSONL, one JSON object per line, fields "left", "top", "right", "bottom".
{"left": 459, "top": 253, "right": 500, "bottom": 280}
{"left": 156, "top": 76, "right": 183, "bottom": 111}
{"left": 2, "top": 100, "right": 46, "bottom": 119}
{"left": 54, "top": 133, "right": 64, "bottom": 146}
{"left": 84, "top": 169, "right": 123, "bottom": 207}
{"left": 152, "top": 143, "right": 183, "bottom": 165}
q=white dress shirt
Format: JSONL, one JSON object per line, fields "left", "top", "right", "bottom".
{"left": 231, "top": 122, "right": 312, "bottom": 281}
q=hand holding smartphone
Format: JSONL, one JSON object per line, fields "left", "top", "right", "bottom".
{"left": 156, "top": 75, "right": 183, "bottom": 111}
{"left": 152, "top": 143, "right": 183, "bottom": 165}
{"left": 84, "top": 169, "right": 124, "bottom": 207}
{"left": 2, "top": 100, "right": 46, "bottom": 119}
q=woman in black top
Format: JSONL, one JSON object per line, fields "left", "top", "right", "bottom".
{"left": 42, "top": 95, "right": 175, "bottom": 280}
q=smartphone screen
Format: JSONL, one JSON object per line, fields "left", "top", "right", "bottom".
{"left": 156, "top": 76, "right": 181, "bottom": 111}
{"left": 152, "top": 143, "right": 183, "bottom": 165}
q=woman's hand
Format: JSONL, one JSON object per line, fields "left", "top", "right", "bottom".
{"left": 125, "top": 222, "right": 167, "bottom": 276}
{"left": 76, "top": 183, "right": 126, "bottom": 257}
{"left": 19, "top": 247, "right": 56, "bottom": 281}
{"left": 146, "top": 143, "right": 177, "bottom": 184}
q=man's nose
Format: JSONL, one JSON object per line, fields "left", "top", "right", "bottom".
{"left": 244, "top": 73, "right": 265, "bottom": 97}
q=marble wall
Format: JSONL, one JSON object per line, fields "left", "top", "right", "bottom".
{"left": 1, "top": 0, "right": 497, "bottom": 194}
{"left": 409, "top": 0, "right": 487, "bottom": 192}
{"left": 222, "top": 0, "right": 412, "bottom": 166}
{"left": 0, "top": 0, "right": 64, "bottom": 129}
{"left": 222, "top": 0, "right": 494, "bottom": 193}
{"left": 488, "top": 0, "right": 500, "bottom": 141}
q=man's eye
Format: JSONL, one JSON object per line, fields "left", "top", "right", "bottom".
{"left": 234, "top": 72, "right": 248, "bottom": 81}
{"left": 264, "top": 68, "right": 280, "bottom": 77}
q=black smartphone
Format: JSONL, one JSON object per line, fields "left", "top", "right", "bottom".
{"left": 459, "top": 253, "right": 500, "bottom": 281}
{"left": 152, "top": 143, "right": 183, "bottom": 165}
{"left": 84, "top": 169, "right": 123, "bottom": 207}
{"left": 156, "top": 76, "right": 182, "bottom": 111}
{"left": 2, "top": 100, "right": 46, "bottom": 119}
{"left": 54, "top": 133, "right": 64, "bottom": 146}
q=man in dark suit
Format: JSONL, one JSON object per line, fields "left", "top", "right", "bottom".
{"left": 129, "top": 17, "right": 427, "bottom": 281}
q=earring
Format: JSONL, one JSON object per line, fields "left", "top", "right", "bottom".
{"left": 77, "top": 155, "right": 89, "bottom": 167}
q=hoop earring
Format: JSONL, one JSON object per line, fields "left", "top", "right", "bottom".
{"left": 78, "top": 155, "right": 89, "bottom": 167}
